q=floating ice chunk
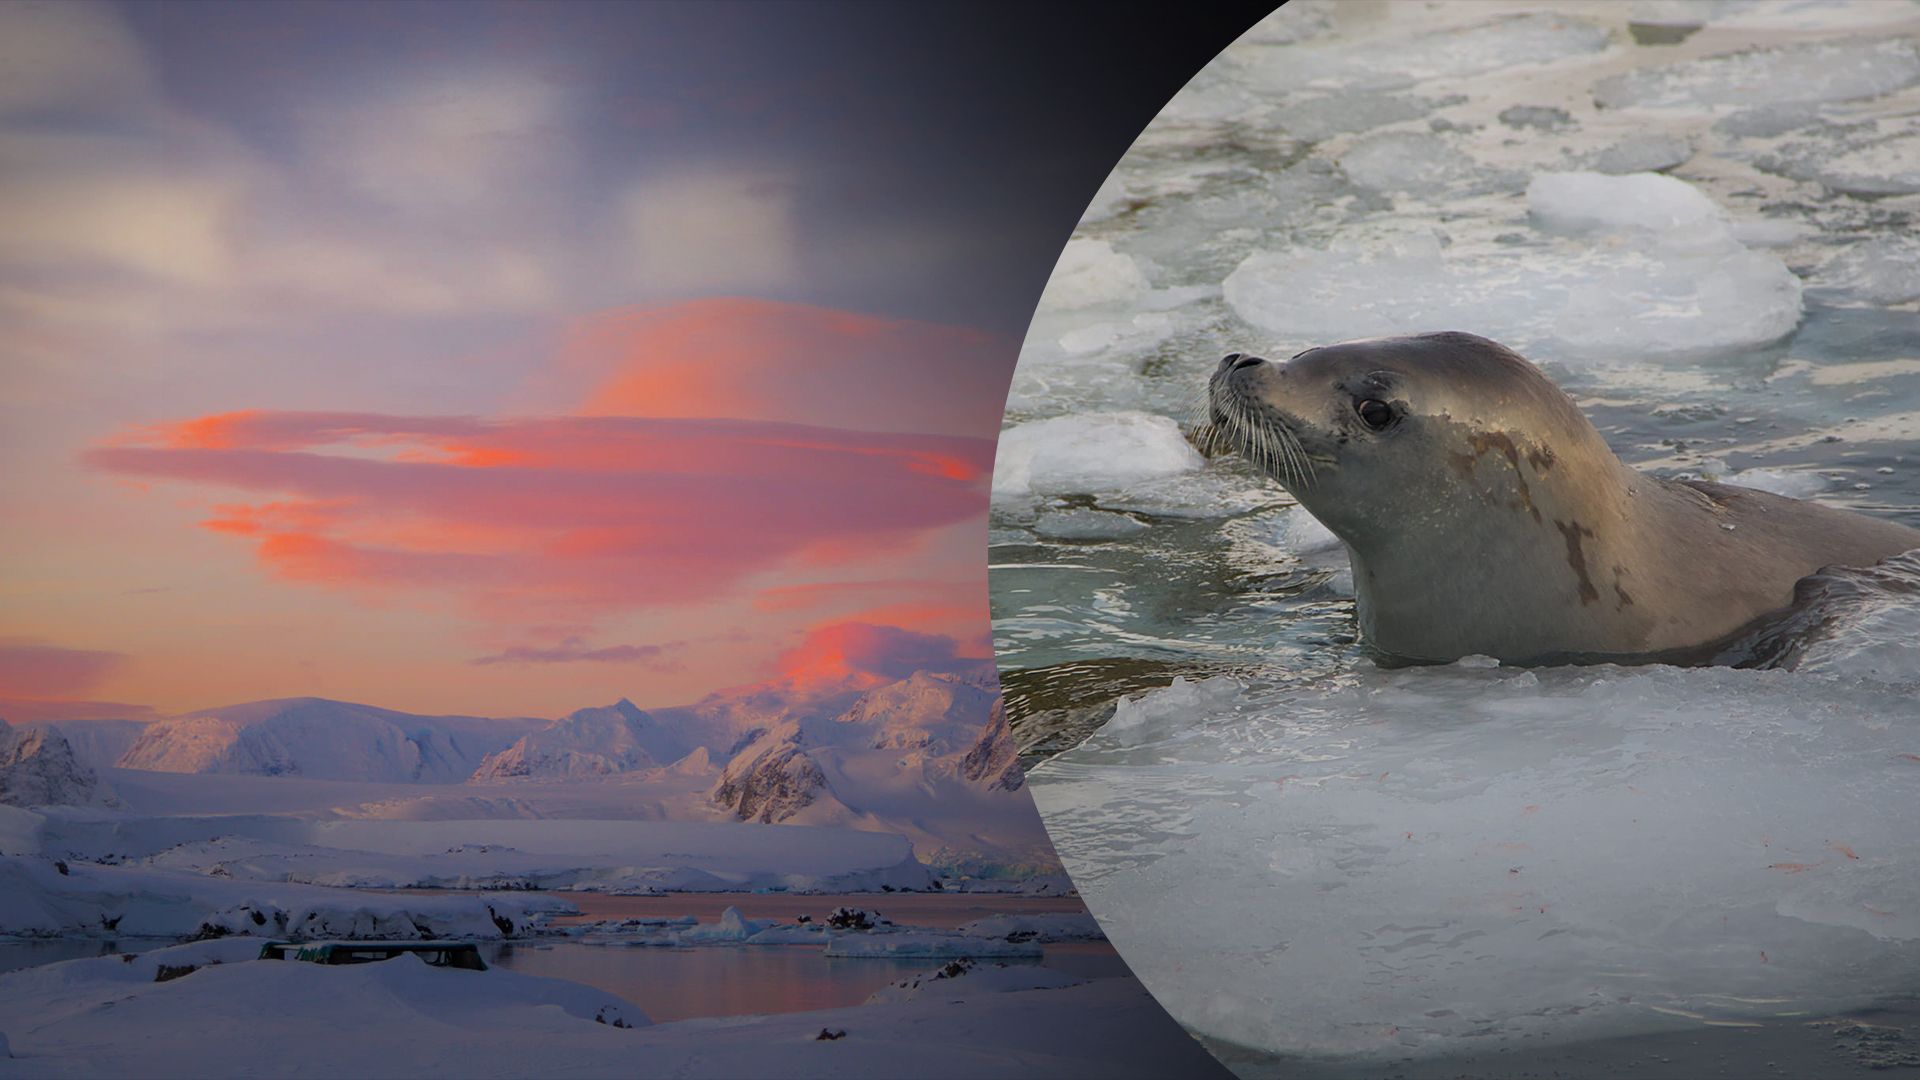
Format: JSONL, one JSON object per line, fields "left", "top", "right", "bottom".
{"left": 1594, "top": 39, "right": 1920, "bottom": 108}
{"left": 1094, "top": 468, "right": 1287, "bottom": 521}
{"left": 958, "top": 912, "right": 1106, "bottom": 942}
{"left": 1633, "top": 0, "right": 1920, "bottom": 31}
{"left": 1498, "top": 105, "right": 1573, "bottom": 130}
{"left": 1338, "top": 132, "right": 1485, "bottom": 196}
{"left": 1057, "top": 312, "right": 1176, "bottom": 357}
{"left": 1033, "top": 509, "right": 1149, "bottom": 541}
{"left": 1223, "top": 219, "right": 1803, "bottom": 360}
{"left": 1527, "top": 171, "right": 1723, "bottom": 234}
{"left": 1715, "top": 103, "right": 1824, "bottom": 138}
{"left": 993, "top": 413, "right": 1203, "bottom": 500}
{"left": 1812, "top": 237, "right": 1920, "bottom": 305}
{"left": 1723, "top": 466, "right": 1829, "bottom": 499}
{"left": 1030, "top": 662, "right": 1920, "bottom": 1058}
{"left": 673, "top": 906, "right": 765, "bottom": 944}
{"left": 1037, "top": 239, "right": 1151, "bottom": 311}
{"left": 742, "top": 922, "right": 827, "bottom": 945}
{"left": 825, "top": 931, "right": 1043, "bottom": 959}
{"left": 1727, "top": 218, "right": 1812, "bottom": 247}
{"left": 865, "top": 959, "right": 1084, "bottom": 1004}
{"left": 1762, "top": 125, "right": 1920, "bottom": 196}
{"left": 1587, "top": 133, "right": 1693, "bottom": 174}
{"left": 1232, "top": 13, "right": 1610, "bottom": 96}
{"left": 1281, "top": 93, "right": 1439, "bottom": 141}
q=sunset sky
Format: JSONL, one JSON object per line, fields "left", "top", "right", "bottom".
{"left": 0, "top": 1, "right": 1261, "bottom": 720}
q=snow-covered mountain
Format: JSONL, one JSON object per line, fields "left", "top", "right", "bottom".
{"left": 117, "top": 699, "right": 544, "bottom": 784}
{"left": 96, "top": 665, "right": 1045, "bottom": 864}
{"left": 38, "top": 719, "right": 148, "bottom": 773}
{"left": 708, "top": 665, "right": 1039, "bottom": 861}
{"left": 472, "top": 700, "right": 691, "bottom": 781}
{"left": 0, "top": 724, "right": 117, "bottom": 808}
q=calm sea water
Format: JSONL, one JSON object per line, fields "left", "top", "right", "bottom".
{"left": 0, "top": 893, "right": 1130, "bottom": 1024}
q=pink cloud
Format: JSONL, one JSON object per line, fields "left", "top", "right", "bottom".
{"left": 84, "top": 413, "right": 992, "bottom": 620}
{"left": 545, "top": 297, "right": 1015, "bottom": 437}
{"left": 0, "top": 641, "right": 128, "bottom": 699}
{"left": 469, "top": 639, "right": 686, "bottom": 668}
{"left": 0, "top": 698, "right": 159, "bottom": 725}
{"left": 774, "top": 621, "right": 977, "bottom": 687}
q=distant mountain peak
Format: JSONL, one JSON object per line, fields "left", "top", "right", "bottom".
{"left": 0, "top": 725, "right": 118, "bottom": 808}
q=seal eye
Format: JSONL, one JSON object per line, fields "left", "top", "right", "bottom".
{"left": 1356, "top": 398, "right": 1394, "bottom": 430}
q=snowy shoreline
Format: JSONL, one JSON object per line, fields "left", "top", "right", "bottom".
{"left": 0, "top": 935, "right": 1219, "bottom": 1080}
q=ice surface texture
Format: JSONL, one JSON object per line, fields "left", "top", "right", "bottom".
{"left": 995, "top": 0, "right": 1920, "bottom": 1066}
{"left": 1032, "top": 650, "right": 1920, "bottom": 1058}
{"left": 1222, "top": 175, "right": 1804, "bottom": 361}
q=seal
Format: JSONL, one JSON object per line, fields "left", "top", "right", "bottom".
{"left": 1205, "top": 331, "right": 1920, "bottom": 665}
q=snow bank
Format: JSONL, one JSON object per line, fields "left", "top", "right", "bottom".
{"left": 993, "top": 413, "right": 1203, "bottom": 499}
{"left": 0, "top": 960, "right": 1217, "bottom": 1079}
{"left": 0, "top": 855, "right": 569, "bottom": 939}
{"left": 0, "top": 940, "right": 651, "bottom": 1071}
{"left": 1030, "top": 661, "right": 1920, "bottom": 1058}
{"left": 30, "top": 815, "right": 938, "bottom": 895}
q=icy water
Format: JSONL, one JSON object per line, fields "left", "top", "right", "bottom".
{"left": 0, "top": 894, "right": 1128, "bottom": 1025}
{"left": 550, "top": 891, "right": 1090, "bottom": 930}
{"left": 0, "top": 936, "right": 1128, "bottom": 1025}
{"left": 485, "top": 940, "right": 1127, "bottom": 1023}
{"left": 989, "top": 1, "right": 1920, "bottom": 1073}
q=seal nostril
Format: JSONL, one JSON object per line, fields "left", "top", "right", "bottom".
{"left": 1219, "top": 353, "right": 1243, "bottom": 371}
{"left": 1230, "top": 354, "right": 1263, "bottom": 371}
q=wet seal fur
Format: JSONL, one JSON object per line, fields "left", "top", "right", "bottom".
{"left": 1206, "top": 331, "right": 1920, "bottom": 665}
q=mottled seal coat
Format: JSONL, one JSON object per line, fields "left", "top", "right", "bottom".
{"left": 1206, "top": 331, "right": 1920, "bottom": 665}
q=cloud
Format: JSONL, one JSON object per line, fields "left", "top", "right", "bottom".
{"left": 622, "top": 170, "right": 798, "bottom": 295}
{"left": 0, "top": 131, "right": 245, "bottom": 287}
{"left": 548, "top": 297, "right": 1014, "bottom": 437}
{"left": 0, "top": 2, "right": 157, "bottom": 117}
{"left": 0, "top": 698, "right": 159, "bottom": 725}
{"left": 773, "top": 621, "right": 976, "bottom": 686}
{"left": 300, "top": 69, "right": 572, "bottom": 213}
{"left": 469, "top": 638, "right": 686, "bottom": 667}
{"left": 0, "top": 640, "right": 128, "bottom": 699}
{"left": 85, "top": 412, "right": 993, "bottom": 621}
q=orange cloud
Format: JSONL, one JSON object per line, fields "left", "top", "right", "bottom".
{"left": 85, "top": 413, "right": 993, "bottom": 622}
{"left": 0, "top": 640, "right": 129, "bottom": 699}
{"left": 773, "top": 621, "right": 978, "bottom": 688}
{"left": 549, "top": 297, "right": 1014, "bottom": 437}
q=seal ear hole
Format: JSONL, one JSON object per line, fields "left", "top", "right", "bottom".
{"left": 1356, "top": 398, "right": 1395, "bottom": 431}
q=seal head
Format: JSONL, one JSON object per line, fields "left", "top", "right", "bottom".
{"left": 1207, "top": 331, "right": 1920, "bottom": 664}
